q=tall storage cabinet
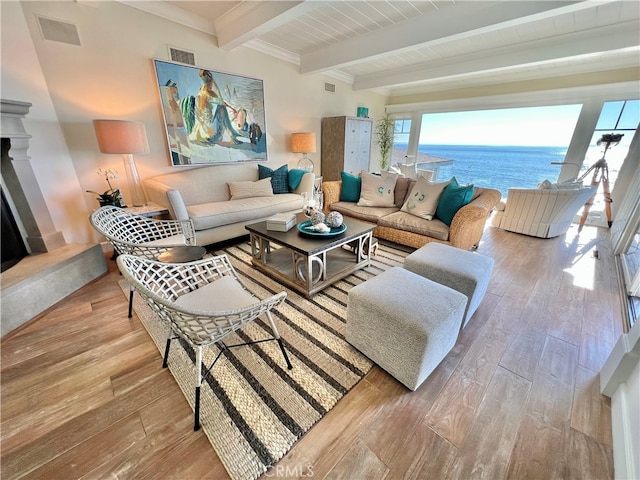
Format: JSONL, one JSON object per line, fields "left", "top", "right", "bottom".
{"left": 321, "top": 116, "right": 372, "bottom": 181}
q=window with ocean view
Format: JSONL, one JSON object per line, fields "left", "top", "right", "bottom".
{"left": 581, "top": 100, "right": 639, "bottom": 219}
{"left": 412, "top": 105, "right": 583, "bottom": 197}
{"left": 392, "top": 117, "right": 411, "bottom": 163}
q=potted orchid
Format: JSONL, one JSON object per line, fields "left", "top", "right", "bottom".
{"left": 87, "top": 168, "right": 123, "bottom": 207}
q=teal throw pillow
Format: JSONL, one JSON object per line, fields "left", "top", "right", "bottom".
{"left": 258, "top": 164, "right": 289, "bottom": 194}
{"left": 435, "top": 176, "right": 474, "bottom": 226}
{"left": 288, "top": 168, "right": 306, "bottom": 191}
{"left": 340, "top": 171, "right": 361, "bottom": 202}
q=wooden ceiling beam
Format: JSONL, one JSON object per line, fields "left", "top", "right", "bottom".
{"left": 299, "top": 1, "right": 605, "bottom": 75}
{"left": 353, "top": 20, "right": 640, "bottom": 90}
{"left": 215, "top": 1, "right": 316, "bottom": 50}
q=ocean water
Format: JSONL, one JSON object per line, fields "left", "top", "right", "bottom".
{"left": 397, "top": 144, "right": 569, "bottom": 198}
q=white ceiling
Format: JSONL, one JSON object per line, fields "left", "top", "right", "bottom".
{"left": 124, "top": 0, "right": 640, "bottom": 97}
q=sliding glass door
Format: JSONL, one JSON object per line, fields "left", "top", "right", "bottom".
{"left": 611, "top": 133, "right": 640, "bottom": 329}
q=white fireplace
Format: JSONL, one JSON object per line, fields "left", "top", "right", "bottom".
{"left": 0, "top": 98, "right": 107, "bottom": 337}
{"left": 1, "top": 99, "right": 66, "bottom": 256}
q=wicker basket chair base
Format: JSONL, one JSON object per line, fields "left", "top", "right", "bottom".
{"left": 116, "top": 253, "right": 292, "bottom": 431}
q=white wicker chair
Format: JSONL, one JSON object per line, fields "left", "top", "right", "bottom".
{"left": 116, "top": 253, "right": 291, "bottom": 431}
{"left": 90, "top": 205, "right": 196, "bottom": 317}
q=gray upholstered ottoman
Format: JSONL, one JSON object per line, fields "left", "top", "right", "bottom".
{"left": 404, "top": 242, "right": 494, "bottom": 328}
{"left": 346, "top": 266, "right": 467, "bottom": 391}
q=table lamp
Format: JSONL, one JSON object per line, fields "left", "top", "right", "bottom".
{"left": 93, "top": 119, "right": 149, "bottom": 207}
{"left": 291, "top": 132, "right": 316, "bottom": 172}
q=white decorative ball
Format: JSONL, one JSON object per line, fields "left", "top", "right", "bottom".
{"left": 311, "top": 211, "right": 326, "bottom": 225}
{"left": 325, "top": 211, "right": 344, "bottom": 228}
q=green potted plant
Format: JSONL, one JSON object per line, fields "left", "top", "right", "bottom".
{"left": 87, "top": 168, "right": 123, "bottom": 207}
{"left": 374, "top": 112, "right": 395, "bottom": 171}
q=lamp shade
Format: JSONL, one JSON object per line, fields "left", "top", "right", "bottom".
{"left": 291, "top": 132, "right": 316, "bottom": 154}
{"left": 93, "top": 120, "right": 150, "bottom": 154}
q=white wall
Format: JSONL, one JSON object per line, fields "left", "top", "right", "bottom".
{"left": 1, "top": 1, "right": 87, "bottom": 244}
{"left": 601, "top": 318, "right": 640, "bottom": 479}
{"left": 2, "top": 1, "right": 387, "bottom": 244}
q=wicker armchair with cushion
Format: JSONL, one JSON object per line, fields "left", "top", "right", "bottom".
{"left": 90, "top": 205, "right": 196, "bottom": 317}
{"left": 322, "top": 173, "right": 501, "bottom": 250}
{"left": 116, "top": 253, "right": 291, "bottom": 431}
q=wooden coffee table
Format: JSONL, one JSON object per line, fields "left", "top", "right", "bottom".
{"left": 245, "top": 213, "right": 376, "bottom": 297}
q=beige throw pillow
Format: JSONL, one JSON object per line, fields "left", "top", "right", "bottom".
{"left": 357, "top": 171, "right": 398, "bottom": 207}
{"left": 401, "top": 177, "right": 449, "bottom": 220}
{"left": 228, "top": 177, "right": 274, "bottom": 200}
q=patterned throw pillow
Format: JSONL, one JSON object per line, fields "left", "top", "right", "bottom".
{"left": 435, "top": 176, "right": 474, "bottom": 226}
{"left": 340, "top": 171, "right": 361, "bottom": 202}
{"left": 258, "top": 164, "right": 289, "bottom": 194}
{"left": 228, "top": 178, "right": 274, "bottom": 200}
{"left": 400, "top": 177, "right": 450, "bottom": 220}
{"left": 357, "top": 171, "right": 398, "bottom": 207}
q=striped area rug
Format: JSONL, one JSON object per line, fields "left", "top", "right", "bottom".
{"left": 122, "top": 240, "right": 409, "bottom": 480}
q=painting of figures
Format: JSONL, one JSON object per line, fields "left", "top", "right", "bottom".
{"left": 154, "top": 59, "right": 268, "bottom": 166}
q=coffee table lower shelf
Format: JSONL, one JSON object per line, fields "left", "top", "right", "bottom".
{"left": 254, "top": 246, "right": 366, "bottom": 297}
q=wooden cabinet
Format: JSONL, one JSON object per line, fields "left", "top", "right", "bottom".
{"left": 321, "top": 116, "right": 372, "bottom": 181}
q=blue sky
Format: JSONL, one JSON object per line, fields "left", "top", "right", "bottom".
{"left": 418, "top": 100, "right": 639, "bottom": 147}
{"left": 419, "top": 105, "right": 583, "bottom": 147}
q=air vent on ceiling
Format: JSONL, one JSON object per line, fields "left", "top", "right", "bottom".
{"left": 324, "top": 82, "right": 336, "bottom": 94}
{"left": 168, "top": 46, "right": 195, "bottom": 66}
{"left": 37, "top": 16, "right": 81, "bottom": 46}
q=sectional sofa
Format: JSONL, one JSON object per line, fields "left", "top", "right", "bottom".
{"left": 323, "top": 175, "right": 501, "bottom": 250}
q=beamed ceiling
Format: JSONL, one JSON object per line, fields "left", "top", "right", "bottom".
{"left": 123, "top": 0, "right": 640, "bottom": 97}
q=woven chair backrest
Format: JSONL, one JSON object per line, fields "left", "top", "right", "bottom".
{"left": 116, "top": 253, "right": 286, "bottom": 345}
{"left": 90, "top": 206, "right": 194, "bottom": 255}
{"left": 118, "top": 253, "right": 234, "bottom": 302}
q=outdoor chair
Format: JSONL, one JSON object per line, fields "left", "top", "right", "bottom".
{"left": 116, "top": 253, "right": 292, "bottom": 431}
{"left": 395, "top": 162, "right": 433, "bottom": 181}
{"left": 89, "top": 205, "right": 196, "bottom": 317}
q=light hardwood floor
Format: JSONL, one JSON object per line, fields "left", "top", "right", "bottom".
{"left": 1, "top": 223, "right": 621, "bottom": 479}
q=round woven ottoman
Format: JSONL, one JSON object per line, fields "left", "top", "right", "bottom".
{"left": 404, "top": 242, "right": 494, "bottom": 328}
{"left": 346, "top": 266, "right": 467, "bottom": 391}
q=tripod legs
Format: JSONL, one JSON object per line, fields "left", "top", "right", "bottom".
{"left": 578, "top": 161, "right": 612, "bottom": 231}
{"left": 602, "top": 174, "right": 613, "bottom": 228}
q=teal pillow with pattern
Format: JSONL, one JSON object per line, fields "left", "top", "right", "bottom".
{"left": 258, "top": 164, "right": 289, "bottom": 194}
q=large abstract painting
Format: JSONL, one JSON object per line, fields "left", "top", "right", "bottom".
{"left": 153, "top": 59, "right": 267, "bottom": 166}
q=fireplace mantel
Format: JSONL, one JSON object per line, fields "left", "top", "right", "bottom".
{"left": 1, "top": 98, "right": 65, "bottom": 253}
{"left": 1, "top": 99, "right": 107, "bottom": 338}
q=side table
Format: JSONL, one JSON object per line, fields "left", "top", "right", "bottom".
{"left": 157, "top": 245, "right": 207, "bottom": 263}
{"left": 122, "top": 202, "right": 169, "bottom": 218}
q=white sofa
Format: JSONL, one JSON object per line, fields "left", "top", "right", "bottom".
{"left": 143, "top": 165, "right": 314, "bottom": 246}
{"left": 491, "top": 185, "right": 597, "bottom": 238}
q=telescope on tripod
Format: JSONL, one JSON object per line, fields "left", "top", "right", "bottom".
{"left": 576, "top": 133, "right": 623, "bottom": 231}
{"left": 553, "top": 133, "right": 623, "bottom": 231}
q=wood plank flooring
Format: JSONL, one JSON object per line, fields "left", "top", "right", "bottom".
{"left": 1, "top": 224, "right": 620, "bottom": 479}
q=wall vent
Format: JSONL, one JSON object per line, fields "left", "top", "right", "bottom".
{"left": 168, "top": 46, "right": 196, "bottom": 65}
{"left": 37, "top": 16, "right": 81, "bottom": 46}
{"left": 324, "top": 82, "right": 336, "bottom": 94}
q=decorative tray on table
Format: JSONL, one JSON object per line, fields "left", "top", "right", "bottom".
{"left": 297, "top": 220, "right": 347, "bottom": 238}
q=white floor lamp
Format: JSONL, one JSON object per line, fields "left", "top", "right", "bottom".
{"left": 93, "top": 119, "right": 149, "bottom": 207}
